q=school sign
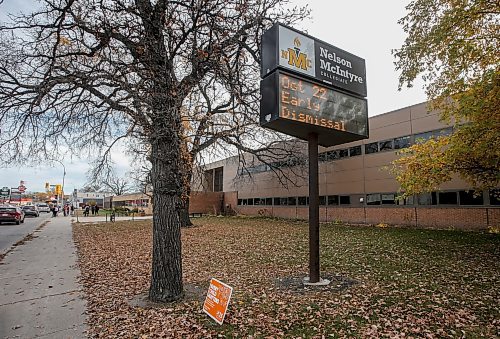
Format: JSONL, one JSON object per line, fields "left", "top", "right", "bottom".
{"left": 260, "top": 24, "right": 368, "bottom": 147}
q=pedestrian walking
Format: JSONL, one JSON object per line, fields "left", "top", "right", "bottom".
{"left": 95, "top": 205, "right": 99, "bottom": 215}
{"left": 91, "top": 205, "right": 95, "bottom": 216}
{"left": 70, "top": 205, "right": 75, "bottom": 216}
{"left": 84, "top": 205, "right": 90, "bottom": 217}
{"left": 52, "top": 205, "right": 59, "bottom": 217}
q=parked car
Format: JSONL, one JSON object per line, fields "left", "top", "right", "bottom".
{"left": 37, "top": 203, "right": 51, "bottom": 213}
{"left": 0, "top": 205, "right": 25, "bottom": 225}
{"left": 22, "top": 205, "right": 39, "bottom": 217}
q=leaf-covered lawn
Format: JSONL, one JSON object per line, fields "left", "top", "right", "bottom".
{"left": 73, "top": 216, "right": 500, "bottom": 338}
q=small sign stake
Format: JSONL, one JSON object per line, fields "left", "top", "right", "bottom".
{"left": 203, "top": 278, "right": 233, "bottom": 325}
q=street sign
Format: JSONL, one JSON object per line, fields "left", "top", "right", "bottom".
{"left": 18, "top": 185, "right": 26, "bottom": 193}
{"left": 203, "top": 278, "right": 233, "bottom": 325}
{"left": 0, "top": 187, "right": 10, "bottom": 196}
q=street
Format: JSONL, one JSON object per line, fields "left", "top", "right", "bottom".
{"left": 0, "top": 212, "right": 52, "bottom": 255}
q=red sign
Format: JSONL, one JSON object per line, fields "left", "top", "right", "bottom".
{"left": 203, "top": 278, "right": 233, "bottom": 325}
{"left": 18, "top": 185, "right": 26, "bottom": 192}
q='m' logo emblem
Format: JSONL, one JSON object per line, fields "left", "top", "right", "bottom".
{"left": 281, "top": 37, "right": 312, "bottom": 71}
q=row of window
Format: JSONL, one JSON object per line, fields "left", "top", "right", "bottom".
{"left": 322, "top": 127, "right": 453, "bottom": 160}
{"left": 237, "top": 189, "right": 500, "bottom": 207}
{"left": 238, "top": 195, "right": 351, "bottom": 206}
{"left": 241, "top": 127, "right": 454, "bottom": 174}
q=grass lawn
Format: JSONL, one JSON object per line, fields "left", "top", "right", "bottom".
{"left": 73, "top": 216, "right": 499, "bottom": 338}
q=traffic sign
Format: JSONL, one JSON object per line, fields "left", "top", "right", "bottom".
{"left": 203, "top": 278, "right": 233, "bottom": 325}
{"left": 0, "top": 187, "right": 10, "bottom": 196}
{"left": 18, "top": 185, "right": 27, "bottom": 193}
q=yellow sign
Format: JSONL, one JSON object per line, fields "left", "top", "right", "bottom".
{"left": 203, "top": 278, "right": 233, "bottom": 325}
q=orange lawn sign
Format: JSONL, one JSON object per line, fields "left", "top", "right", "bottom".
{"left": 203, "top": 278, "right": 233, "bottom": 325}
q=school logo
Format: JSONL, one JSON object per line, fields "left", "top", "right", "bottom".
{"left": 281, "top": 37, "right": 312, "bottom": 71}
{"left": 278, "top": 26, "right": 315, "bottom": 77}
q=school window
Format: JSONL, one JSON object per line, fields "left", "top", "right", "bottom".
{"left": 365, "top": 142, "right": 378, "bottom": 154}
{"left": 254, "top": 198, "right": 265, "bottom": 205}
{"left": 489, "top": 190, "right": 500, "bottom": 205}
{"left": 438, "top": 191, "right": 457, "bottom": 205}
{"left": 287, "top": 197, "right": 297, "bottom": 206}
{"left": 214, "top": 167, "right": 224, "bottom": 192}
{"left": 319, "top": 153, "right": 328, "bottom": 162}
{"left": 366, "top": 194, "right": 381, "bottom": 205}
{"left": 338, "top": 148, "right": 349, "bottom": 159}
{"left": 349, "top": 145, "right": 362, "bottom": 157}
{"left": 417, "top": 192, "right": 437, "bottom": 205}
{"left": 247, "top": 198, "right": 254, "bottom": 205}
{"left": 265, "top": 198, "right": 273, "bottom": 205}
{"left": 319, "top": 196, "right": 326, "bottom": 205}
{"left": 414, "top": 131, "right": 433, "bottom": 142}
{"left": 396, "top": 195, "right": 414, "bottom": 205}
{"left": 394, "top": 135, "right": 411, "bottom": 149}
{"left": 327, "top": 150, "right": 338, "bottom": 161}
{"left": 437, "top": 127, "right": 453, "bottom": 137}
{"left": 327, "top": 195, "right": 339, "bottom": 205}
{"left": 381, "top": 193, "right": 396, "bottom": 205}
{"left": 298, "top": 196, "right": 309, "bottom": 205}
{"left": 339, "top": 195, "right": 351, "bottom": 205}
{"left": 237, "top": 199, "right": 243, "bottom": 205}
{"left": 379, "top": 139, "right": 394, "bottom": 152}
{"left": 459, "top": 191, "right": 483, "bottom": 205}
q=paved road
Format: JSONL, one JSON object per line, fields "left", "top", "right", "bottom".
{"left": 0, "top": 212, "right": 53, "bottom": 255}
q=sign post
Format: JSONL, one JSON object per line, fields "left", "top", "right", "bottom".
{"left": 308, "top": 132, "right": 320, "bottom": 283}
{"left": 260, "top": 23, "right": 369, "bottom": 285}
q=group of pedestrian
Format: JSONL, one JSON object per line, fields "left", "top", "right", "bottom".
{"left": 82, "top": 204, "right": 99, "bottom": 217}
{"left": 51, "top": 204, "right": 74, "bottom": 217}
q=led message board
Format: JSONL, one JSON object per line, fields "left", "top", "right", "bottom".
{"left": 261, "top": 23, "right": 367, "bottom": 98}
{"left": 260, "top": 71, "right": 368, "bottom": 147}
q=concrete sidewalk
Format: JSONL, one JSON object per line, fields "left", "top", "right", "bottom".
{"left": 0, "top": 217, "right": 87, "bottom": 338}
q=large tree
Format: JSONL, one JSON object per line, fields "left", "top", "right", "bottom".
{"left": 0, "top": 0, "right": 307, "bottom": 301}
{"left": 391, "top": 0, "right": 499, "bottom": 195}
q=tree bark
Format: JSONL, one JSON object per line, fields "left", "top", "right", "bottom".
{"left": 148, "top": 123, "right": 184, "bottom": 302}
{"left": 179, "top": 157, "right": 194, "bottom": 227}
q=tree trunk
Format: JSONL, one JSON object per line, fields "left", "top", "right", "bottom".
{"left": 148, "top": 128, "right": 184, "bottom": 302}
{"left": 179, "top": 157, "right": 193, "bottom": 227}
{"left": 179, "top": 196, "right": 193, "bottom": 227}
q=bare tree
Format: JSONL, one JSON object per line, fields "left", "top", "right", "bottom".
{"left": 100, "top": 172, "right": 130, "bottom": 196}
{"left": 0, "top": 0, "right": 308, "bottom": 302}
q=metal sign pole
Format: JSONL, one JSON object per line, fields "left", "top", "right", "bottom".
{"left": 308, "top": 132, "right": 320, "bottom": 283}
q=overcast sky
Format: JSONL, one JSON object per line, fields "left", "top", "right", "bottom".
{"left": 0, "top": 0, "right": 427, "bottom": 193}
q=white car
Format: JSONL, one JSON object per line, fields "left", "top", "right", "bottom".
{"left": 37, "top": 203, "right": 51, "bottom": 213}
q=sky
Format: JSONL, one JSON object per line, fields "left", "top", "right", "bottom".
{"left": 0, "top": 0, "right": 427, "bottom": 193}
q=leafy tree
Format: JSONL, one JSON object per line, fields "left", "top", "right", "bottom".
{"left": 391, "top": 0, "right": 499, "bottom": 196}
{"left": 0, "top": 0, "right": 307, "bottom": 302}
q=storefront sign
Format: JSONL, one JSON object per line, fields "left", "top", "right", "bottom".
{"left": 260, "top": 70, "right": 368, "bottom": 146}
{"left": 261, "top": 24, "right": 367, "bottom": 97}
{"left": 0, "top": 187, "right": 9, "bottom": 196}
{"left": 203, "top": 278, "right": 233, "bottom": 325}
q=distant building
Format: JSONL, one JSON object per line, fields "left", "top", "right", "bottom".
{"left": 72, "top": 190, "right": 113, "bottom": 208}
